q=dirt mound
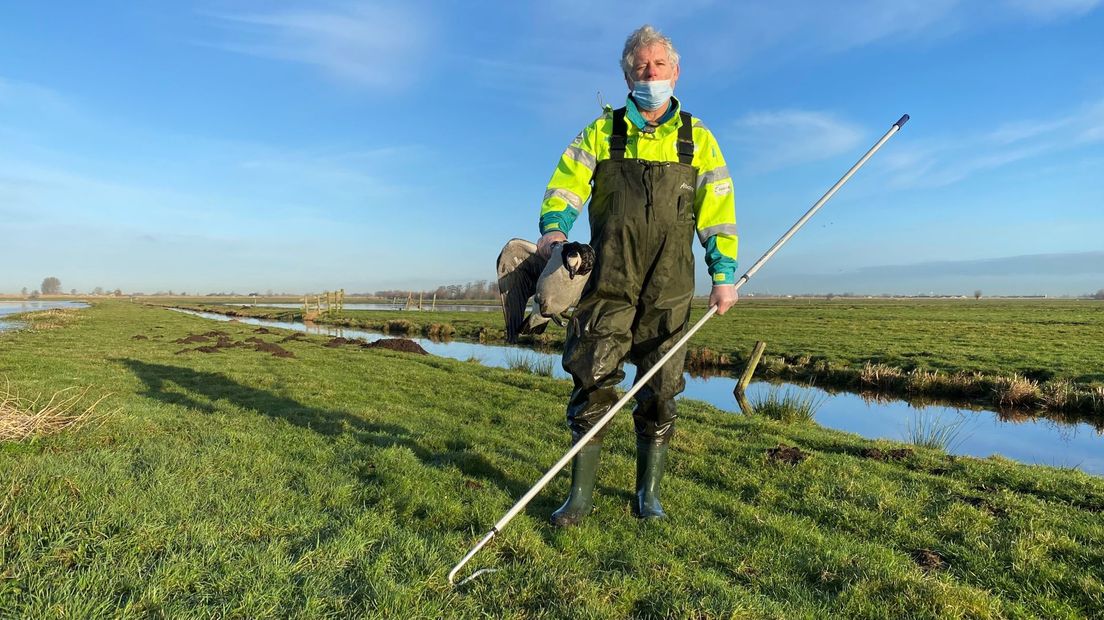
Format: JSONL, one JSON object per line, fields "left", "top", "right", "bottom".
{"left": 130, "top": 335, "right": 149, "bottom": 340}
{"left": 863, "top": 447, "right": 913, "bottom": 462}
{"left": 189, "top": 346, "right": 220, "bottom": 354}
{"left": 766, "top": 444, "right": 806, "bottom": 465}
{"left": 253, "top": 327, "right": 274, "bottom": 334}
{"left": 325, "top": 337, "right": 353, "bottom": 347}
{"left": 911, "top": 548, "right": 946, "bottom": 572}
{"left": 281, "top": 333, "right": 309, "bottom": 342}
{"left": 363, "top": 338, "right": 428, "bottom": 355}
{"left": 202, "top": 330, "right": 228, "bottom": 337}
{"left": 252, "top": 342, "right": 294, "bottom": 358}
{"left": 960, "top": 495, "right": 1008, "bottom": 518}
{"left": 172, "top": 332, "right": 294, "bottom": 358}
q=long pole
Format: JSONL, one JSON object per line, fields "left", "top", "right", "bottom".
{"left": 448, "top": 114, "right": 909, "bottom": 587}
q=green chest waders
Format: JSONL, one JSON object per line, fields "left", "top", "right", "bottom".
{"left": 562, "top": 107, "right": 698, "bottom": 444}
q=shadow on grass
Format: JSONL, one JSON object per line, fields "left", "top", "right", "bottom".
{"left": 116, "top": 358, "right": 536, "bottom": 503}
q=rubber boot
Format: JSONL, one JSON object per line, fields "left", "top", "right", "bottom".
{"left": 549, "top": 441, "right": 602, "bottom": 527}
{"left": 634, "top": 439, "right": 668, "bottom": 520}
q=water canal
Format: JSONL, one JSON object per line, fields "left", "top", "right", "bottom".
{"left": 172, "top": 308, "right": 1104, "bottom": 475}
{"left": 226, "top": 303, "right": 499, "bottom": 312}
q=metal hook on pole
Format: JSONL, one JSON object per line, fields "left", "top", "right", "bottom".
{"left": 448, "top": 114, "right": 910, "bottom": 588}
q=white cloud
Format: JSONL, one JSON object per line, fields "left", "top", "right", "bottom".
{"left": 728, "top": 110, "right": 866, "bottom": 174}
{"left": 1003, "top": 0, "right": 1102, "bottom": 19}
{"left": 203, "top": 3, "right": 431, "bottom": 89}
{"left": 534, "top": 0, "right": 1099, "bottom": 78}
{"left": 880, "top": 98, "right": 1104, "bottom": 188}
{"left": 0, "top": 76, "right": 73, "bottom": 116}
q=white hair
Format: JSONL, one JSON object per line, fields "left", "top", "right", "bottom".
{"left": 620, "top": 25, "right": 680, "bottom": 77}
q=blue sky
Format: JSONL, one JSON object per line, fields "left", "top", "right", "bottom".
{"left": 2, "top": 1, "right": 1102, "bottom": 296}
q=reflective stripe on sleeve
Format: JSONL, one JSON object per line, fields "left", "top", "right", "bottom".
{"left": 563, "top": 145, "right": 597, "bottom": 172}
{"left": 543, "top": 187, "right": 583, "bottom": 209}
{"left": 698, "top": 223, "right": 739, "bottom": 245}
{"left": 696, "top": 165, "right": 730, "bottom": 190}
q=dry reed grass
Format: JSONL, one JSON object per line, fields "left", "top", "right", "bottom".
{"left": 0, "top": 382, "right": 113, "bottom": 442}
{"left": 686, "top": 347, "right": 730, "bottom": 369}
{"left": 423, "top": 323, "right": 456, "bottom": 339}
{"left": 386, "top": 319, "right": 414, "bottom": 334}
{"left": 17, "top": 308, "right": 85, "bottom": 331}
{"left": 992, "top": 373, "right": 1041, "bottom": 408}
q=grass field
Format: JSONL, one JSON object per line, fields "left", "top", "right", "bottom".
{"left": 1, "top": 301, "right": 1102, "bottom": 618}
{"left": 166, "top": 298, "right": 1104, "bottom": 416}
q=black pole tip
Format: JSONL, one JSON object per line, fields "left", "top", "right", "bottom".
{"left": 894, "top": 114, "right": 910, "bottom": 129}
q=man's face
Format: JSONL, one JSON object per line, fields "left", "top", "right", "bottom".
{"left": 625, "top": 42, "right": 680, "bottom": 89}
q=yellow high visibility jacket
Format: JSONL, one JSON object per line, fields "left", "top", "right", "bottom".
{"left": 539, "top": 96, "right": 738, "bottom": 285}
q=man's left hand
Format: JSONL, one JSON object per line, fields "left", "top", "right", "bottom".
{"left": 709, "top": 285, "right": 738, "bottom": 315}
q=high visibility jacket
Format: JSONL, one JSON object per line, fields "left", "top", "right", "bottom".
{"left": 540, "top": 97, "right": 738, "bottom": 285}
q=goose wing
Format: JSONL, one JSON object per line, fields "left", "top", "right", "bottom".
{"left": 496, "top": 238, "right": 546, "bottom": 343}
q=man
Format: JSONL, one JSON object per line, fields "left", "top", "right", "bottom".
{"left": 537, "top": 25, "right": 738, "bottom": 526}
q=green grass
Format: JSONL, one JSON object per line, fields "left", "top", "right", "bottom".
{"left": 903, "top": 411, "right": 970, "bottom": 451}
{"left": 748, "top": 387, "right": 823, "bottom": 423}
{"left": 3, "top": 301, "right": 1102, "bottom": 617}
{"left": 503, "top": 351, "right": 556, "bottom": 377}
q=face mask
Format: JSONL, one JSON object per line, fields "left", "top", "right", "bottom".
{"left": 631, "top": 79, "right": 673, "bottom": 111}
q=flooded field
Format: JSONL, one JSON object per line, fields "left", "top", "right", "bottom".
{"left": 173, "top": 308, "right": 1104, "bottom": 475}
{"left": 0, "top": 301, "right": 89, "bottom": 331}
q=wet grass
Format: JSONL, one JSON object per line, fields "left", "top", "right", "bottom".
{"left": 1, "top": 301, "right": 1102, "bottom": 617}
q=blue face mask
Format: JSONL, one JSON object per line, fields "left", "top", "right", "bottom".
{"left": 631, "top": 79, "right": 673, "bottom": 111}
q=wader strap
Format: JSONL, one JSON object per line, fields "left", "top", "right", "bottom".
{"left": 610, "top": 107, "right": 628, "bottom": 160}
{"left": 677, "top": 111, "right": 694, "bottom": 165}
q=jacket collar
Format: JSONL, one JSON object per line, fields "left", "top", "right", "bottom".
{"left": 626, "top": 95, "right": 681, "bottom": 132}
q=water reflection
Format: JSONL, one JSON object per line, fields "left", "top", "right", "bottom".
{"left": 170, "top": 309, "right": 1104, "bottom": 475}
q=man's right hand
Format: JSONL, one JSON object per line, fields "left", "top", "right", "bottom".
{"left": 537, "top": 231, "right": 567, "bottom": 259}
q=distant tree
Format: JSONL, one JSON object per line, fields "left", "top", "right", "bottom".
{"left": 70, "top": 288, "right": 77, "bottom": 295}
{"left": 28, "top": 290, "right": 40, "bottom": 299}
{"left": 20, "top": 287, "right": 27, "bottom": 297}
{"left": 112, "top": 289, "right": 123, "bottom": 297}
{"left": 1093, "top": 289, "right": 1104, "bottom": 300}
{"left": 92, "top": 287, "right": 104, "bottom": 295}
{"left": 974, "top": 289, "right": 982, "bottom": 300}
{"left": 826, "top": 293, "right": 835, "bottom": 301}
{"left": 41, "top": 277, "right": 62, "bottom": 295}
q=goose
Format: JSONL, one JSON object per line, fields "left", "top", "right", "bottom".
{"left": 496, "top": 238, "right": 595, "bottom": 343}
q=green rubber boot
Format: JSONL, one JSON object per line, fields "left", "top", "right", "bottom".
{"left": 550, "top": 441, "right": 602, "bottom": 527}
{"left": 634, "top": 439, "right": 668, "bottom": 520}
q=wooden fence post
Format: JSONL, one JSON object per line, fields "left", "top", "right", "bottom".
{"left": 733, "top": 339, "right": 768, "bottom": 397}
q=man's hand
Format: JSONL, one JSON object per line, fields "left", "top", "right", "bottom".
{"left": 709, "top": 284, "right": 738, "bottom": 315}
{"left": 537, "top": 231, "right": 567, "bottom": 259}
